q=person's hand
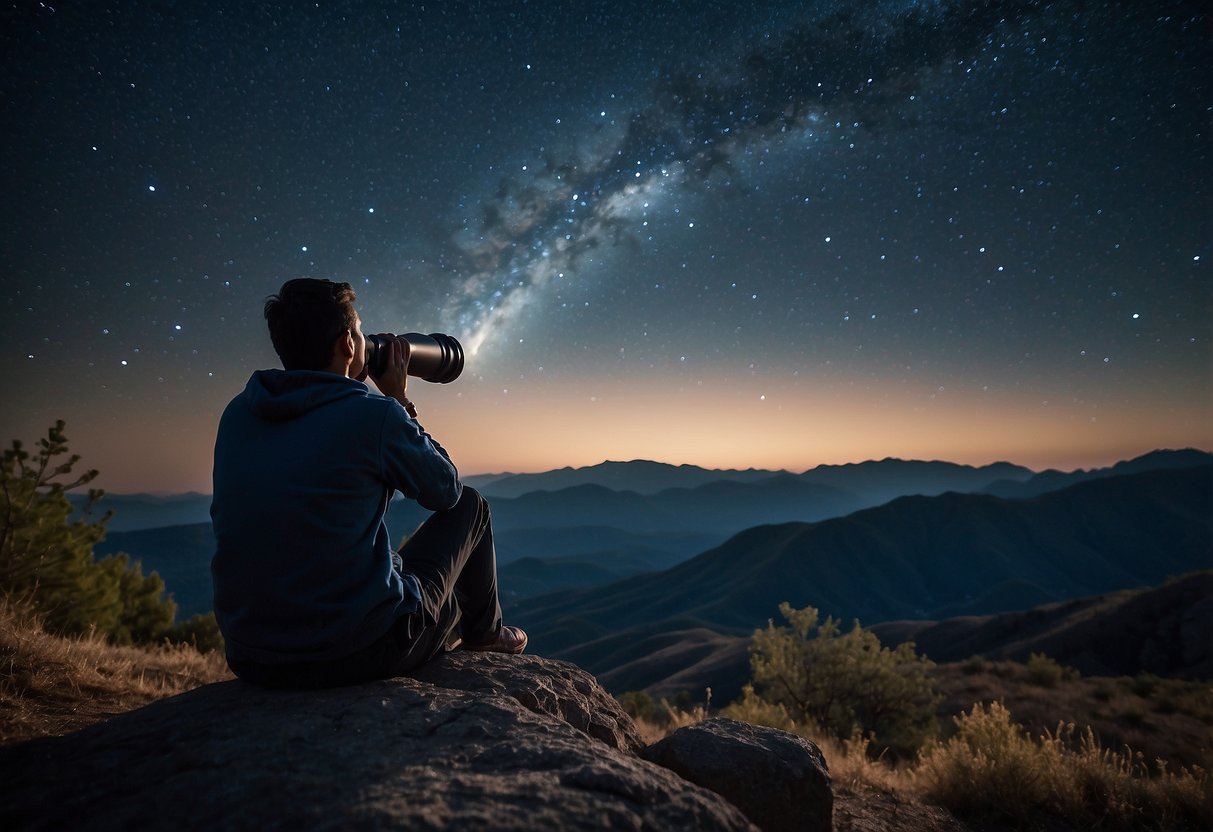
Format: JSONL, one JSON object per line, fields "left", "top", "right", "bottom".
{"left": 370, "top": 334, "right": 416, "bottom": 415}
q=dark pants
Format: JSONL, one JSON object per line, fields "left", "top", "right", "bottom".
{"left": 228, "top": 487, "right": 503, "bottom": 689}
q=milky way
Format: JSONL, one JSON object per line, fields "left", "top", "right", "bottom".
{"left": 440, "top": 0, "right": 1091, "bottom": 353}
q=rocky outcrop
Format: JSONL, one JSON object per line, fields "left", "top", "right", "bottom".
{"left": 0, "top": 653, "right": 834, "bottom": 831}
{"left": 642, "top": 717, "right": 833, "bottom": 832}
{"left": 411, "top": 651, "right": 643, "bottom": 753}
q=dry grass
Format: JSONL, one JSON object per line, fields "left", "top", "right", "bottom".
{"left": 916, "top": 702, "right": 1212, "bottom": 831}
{"left": 935, "top": 659, "right": 1213, "bottom": 772}
{"left": 0, "top": 600, "right": 230, "bottom": 746}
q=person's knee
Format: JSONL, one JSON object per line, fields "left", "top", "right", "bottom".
{"left": 458, "top": 485, "right": 491, "bottom": 522}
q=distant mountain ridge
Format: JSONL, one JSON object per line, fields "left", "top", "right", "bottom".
{"left": 512, "top": 465, "right": 1213, "bottom": 659}
{"left": 387, "top": 456, "right": 1071, "bottom": 542}
{"left": 83, "top": 451, "right": 1211, "bottom": 637}
{"left": 80, "top": 450, "right": 1211, "bottom": 534}
{"left": 389, "top": 476, "right": 865, "bottom": 538}
{"left": 68, "top": 492, "right": 212, "bottom": 532}
{"left": 980, "top": 448, "right": 1213, "bottom": 499}
{"left": 797, "top": 457, "right": 1034, "bottom": 505}
{"left": 470, "top": 457, "right": 1037, "bottom": 501}
{"left": 469, "top": 460, "right": 786, "bottom": 498}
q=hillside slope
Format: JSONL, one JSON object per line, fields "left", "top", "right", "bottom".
{"left": 551, "top": 572, "right": 1213, "bottom": 709}
{"left": 871, "top": 571, "right": 1213, "bottom": 678}
{"left": 513, "top": 465, "right": 1213, "bottom": 656}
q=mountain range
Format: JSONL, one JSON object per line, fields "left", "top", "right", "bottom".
{"left": 82, "top": 449, "right": 1204, "bottom": 536}
{"left": 509, "top": 464, "right": 1212, "bottom": 697}
{"left": 85, "top": 450, "right": 1211, "bottom": 680}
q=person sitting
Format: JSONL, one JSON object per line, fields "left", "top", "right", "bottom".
{"left": 210, "top": 277, "right": 526, "bottom": 688}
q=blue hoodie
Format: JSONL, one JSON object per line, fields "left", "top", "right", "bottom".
{"left": 211, "top": 369, "right": 461, "bottom": 664}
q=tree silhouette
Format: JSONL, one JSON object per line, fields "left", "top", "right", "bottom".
{"left": 0, "top": 421, "right": 177, "bottom": 642}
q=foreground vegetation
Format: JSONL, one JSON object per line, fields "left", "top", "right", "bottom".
{"left": 622, "top": 604, "right": 1213, "bottom": 831}
{"left": 0, "top": 421, "right": 229, "bottom": 744}
{"left": 0, "top": 421, "right": 222, "bottom": 651}
{"left": 0, "top": 601, "right": 229, "bottom": 745}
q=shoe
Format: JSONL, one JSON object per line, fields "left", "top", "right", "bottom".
{"left": 462, "top": 625, "right": 528, "bottom": 655}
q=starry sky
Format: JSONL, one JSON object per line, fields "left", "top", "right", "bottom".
{"left": 2, "top": 0, "right": 1209, "bottom": 494}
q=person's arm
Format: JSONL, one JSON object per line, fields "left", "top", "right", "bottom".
{"left": 372, "top": 334, "right": 461, "bottom": 510}
{"left": 378, "top": 405, "right": 461, "bottom": 510}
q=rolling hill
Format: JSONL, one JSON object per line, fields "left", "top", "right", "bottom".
{"left": 552, "top": 571, "right": 1213, "bottom": 704}
{"left": 512, "top": 465, "right": 1213, "bottom": 660}
{"left": 869, "top": 571, "right": 1213, "bottom": 679}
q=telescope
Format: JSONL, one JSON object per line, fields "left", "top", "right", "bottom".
{"left": 364, "top": 332, "right": 464, "bottom": 384}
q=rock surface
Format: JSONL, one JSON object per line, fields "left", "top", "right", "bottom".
{"left": 642, "top": 717, "right": 833, "bottom": 832}
{"left": 0, "top": 653, "right": 756, "bottom": 831}
{"left": 412, "top": 652, "right": 643, "bottom": 753}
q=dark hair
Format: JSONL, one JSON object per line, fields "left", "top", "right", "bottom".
{"left": 263, "top": 278, "right": 358, "bottom": 370}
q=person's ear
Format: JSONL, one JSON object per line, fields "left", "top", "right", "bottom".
{"left": 329, "top": 329, "right": 356, "bottom": 374}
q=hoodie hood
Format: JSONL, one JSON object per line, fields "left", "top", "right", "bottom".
{"left": 243, "top": 369, "right": 368, "bottom": 421}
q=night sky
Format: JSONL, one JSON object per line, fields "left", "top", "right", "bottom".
{"left": 2, "top": 0, "right": 1209, "bottom": 494}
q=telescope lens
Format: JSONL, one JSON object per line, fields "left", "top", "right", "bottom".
{"left": 365, "top": 332, "right": 464, "bottom": 384}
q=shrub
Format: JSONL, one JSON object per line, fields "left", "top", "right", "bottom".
{"left": 617, "top": 690, "right": 663, "bottom": 724}
{"left": 164, "top": 612, "right": 225, "bottom": 654}
{"left": 737, "top": 602, "right": 941, "bottom": 759}
{"left": 915, "top": 702, "right": 1212, "bottom": 831}
{"left": 1131, "top": 673, "right": 1161, "bottom": 698}
{"left": 1026, "top": 652, "right": 1077, "bottom": 687}
{"left": 961, "top": 656, "right": 990, "bottom": 675}
{"left": 1120, "top": 707, "right": 1148, "bottom": 728}
{"left": 721, "top": 684, "right": 799, "bottom": 733}
{"left": 616, "top": 689, "right": 710, "bottom": 732}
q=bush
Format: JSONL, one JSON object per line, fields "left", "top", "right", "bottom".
{"left": 1026, "top": 652, "right": 1077, "bottom": 687}
{"left": 961, "top": 656, "right": 990, "bottom": 675}
{"left": 617, "top": 690, "right": 663, "bottom": 724}
{"left": 164, "top": 612, "right": 225, "bottom": 654}
{"left": 1131, "top": 673, "right": 1161, "bottom": 698}
{"left": 915, "top": 702, "right": 1212, "bottom": 830}
{"left": 616, "top": 689, "right": 708, "bottom": 731}
{"left": 721, "top": 684, "right": 799, "bottom": 733}
{"left": 733, "top": 602, "right": 941, "bottom": 759}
